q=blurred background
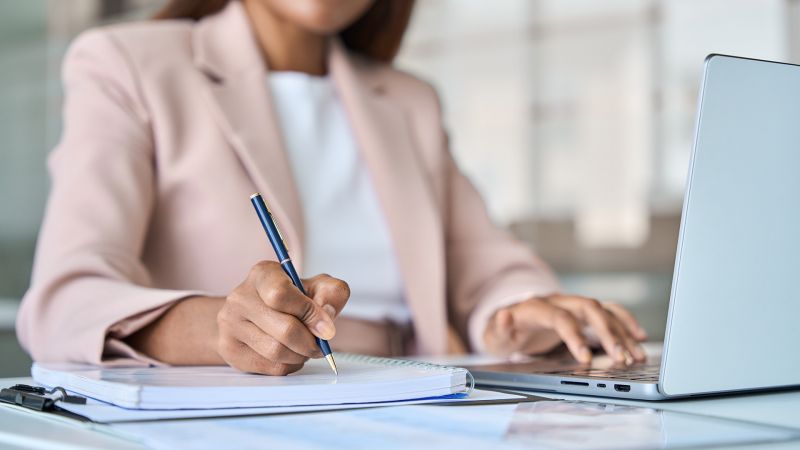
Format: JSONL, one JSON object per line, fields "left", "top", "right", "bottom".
{"left": 0, "top": 0, "right": 794, "bottom": 376}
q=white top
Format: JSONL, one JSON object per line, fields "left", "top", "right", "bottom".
{"left": 268, "top": 72, "right": 410, "bottom": 323}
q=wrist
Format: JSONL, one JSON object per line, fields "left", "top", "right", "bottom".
{"left": 127, "top": 296, "right": 226, "bottom": 365}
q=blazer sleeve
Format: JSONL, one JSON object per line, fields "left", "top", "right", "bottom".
{"left": 15, "top": 30, "right": 205, "bottom": 365}
{"left": 440, "top": 132, "right": 562, "bottom": 353}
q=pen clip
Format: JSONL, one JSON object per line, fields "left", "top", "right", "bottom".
{"left": 266, "top": 208, "right": 286, "bottom": 245}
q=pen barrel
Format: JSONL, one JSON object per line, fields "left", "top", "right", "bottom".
{"left": 250, "top": 194, "right": 290, "bottom": 262}
{"left": 251, "top": 193, "right": 333, "bottom": 359}
{"left": 279, "top": 260, "right": 307, "bottom": 296}
{"left": 317, "top": 337, "right": 332, "bottom": 356}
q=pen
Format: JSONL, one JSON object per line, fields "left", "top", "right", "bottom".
{"left": 250, "top": 193, "right": 338, "bottom": 375}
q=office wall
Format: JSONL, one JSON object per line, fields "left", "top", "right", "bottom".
{"left": 0, "top": 0, "right": 158, "bottom": 376}
{"left": 1, "top": 0, "right": 797, "bottom": 375}
{"left": 395, "top": 0, "right": 795, "bottom": 337}
{"left": 0, "top": 1, "right": 48, "bottom": 377}
{"left": 398, "top": 0, "right": 789, "bottom": 237}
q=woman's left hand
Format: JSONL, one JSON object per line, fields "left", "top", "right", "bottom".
{"left": 483, "top": 294, "right": 648, "bottom": 365}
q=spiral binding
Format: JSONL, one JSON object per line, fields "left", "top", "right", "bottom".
{"left": 338, "top": 353, "right": 475, "bottom": 394}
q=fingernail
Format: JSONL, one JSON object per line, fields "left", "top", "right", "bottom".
{"left": 579, "top": 346, "right": 592, "bottom": 363}
{"left": 315, "top": 321, "right": 335, "bottom": 340}
{"left": 323, "top": 304, "right": 336, "bottom": 319}
{"left": 623, "top": 350, "right": 634, "bottom": 366}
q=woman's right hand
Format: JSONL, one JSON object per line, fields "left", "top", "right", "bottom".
{"left": 216, "top": 261, "right": 350, "bottom": 375}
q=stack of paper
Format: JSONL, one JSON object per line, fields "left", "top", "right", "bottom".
{"left": 32, "top": 354, "right": 472, "bottom": 410}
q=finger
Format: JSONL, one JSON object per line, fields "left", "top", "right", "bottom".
{"left": 574, "top": 299, "right": 626, "bottom": 364}
{"left": 235, "top": 320, "right": 311, "bottom": 365}
{"left": 483, "top": 307, "right": 516, "bottom": 352}
{"left": 304, "top": 274, "right": 350, "bottom": 319}
{"left": 218, "top": 336, "right": 304, "bottom": 376}
{"left": 604, "top": 311, "right": 646, "bottom": 363}
{"left": 244, "top": 304, "right": 323, "bottom": 358}
{"left": 219, "top": 295, "right": 321, "bottom": 358}
{"left": 496, "top": 308, "right": 515, "bottom": 342}
{"left": 547, "top": 308, "right": 593, "bottom": 364}
{"left": 254, "top": 273, "right": 336, "bottom": 340}
{"left": 507, "top": 302, "right": 592, "bottom": 363}
{"left": 605, "top": 303, "right": 648, "bottom": 341}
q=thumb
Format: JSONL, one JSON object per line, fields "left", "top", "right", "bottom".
{"left": 495, "top": 308, "right": 516, "bottom": 342}
{"left": 303, "top": 274, "right": 350, "bottom": 319}
{"left": 484, "top": 307, "right": 516, "bottom": 353}
{"left": 297, "top": 295, "right": 337, "bottom": 340}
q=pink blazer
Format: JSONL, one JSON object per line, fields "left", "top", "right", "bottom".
{"left": 16, "top": 1, "right": 559, "bottom": 365}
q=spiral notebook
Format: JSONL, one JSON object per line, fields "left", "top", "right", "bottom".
{"left": 31, "top": 354, "right": 472, "bottom": 410}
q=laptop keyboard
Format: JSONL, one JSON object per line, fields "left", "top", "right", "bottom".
{"left": 542, "top": 364, "right": 661, "bottom": 382}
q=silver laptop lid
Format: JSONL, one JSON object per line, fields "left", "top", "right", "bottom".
{"left": 661, "top": 54, "right": 800, "bottom": 397}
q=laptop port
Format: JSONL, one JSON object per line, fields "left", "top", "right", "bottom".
{"left": 614, "top": 384, "right": 631, "bottom": 392}
{"left": 597, "top": 383, "right": 606, "bottom": 388}
{"left": 561, "top": 381, "right": 589, "bottom": 387}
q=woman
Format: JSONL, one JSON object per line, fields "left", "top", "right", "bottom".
{"left": 16, "top": 0, "right": 647, "bottom": 375}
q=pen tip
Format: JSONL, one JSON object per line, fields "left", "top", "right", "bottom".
{"left": 325, "top": 354, "right": 338, "bottom": 375}
{"left": 250, "top": 193, "right": 260, "bottom": 199}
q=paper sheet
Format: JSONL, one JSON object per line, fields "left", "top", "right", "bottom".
{"left": 114, "top": 404, "right": 520, "bottom": 450}
{"left": 112, "top": 400, "right": 800, "bottom": 450}
{"left": 58, "top": 388, "right": 526, "bottom": 423}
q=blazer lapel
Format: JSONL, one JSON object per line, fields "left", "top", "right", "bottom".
{"left": 192, "top": 2, "right": 306, "bottom": 266}
{"left": 330, "top": 42, "right": 447, "bottom": 354}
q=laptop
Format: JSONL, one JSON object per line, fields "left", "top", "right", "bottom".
{"left": 470, "top": 54, "right": 800, "bottom": 400}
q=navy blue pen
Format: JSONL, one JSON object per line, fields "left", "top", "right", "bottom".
{"left": 250, "top": 193, "right": 338, "bottom": 375}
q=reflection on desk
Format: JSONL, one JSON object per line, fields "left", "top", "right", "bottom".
{"left": 506, "top": 401, "right": 798, "bottom": 449}
{"left": 110, "top": 399, "right": 798, "bottom": 450}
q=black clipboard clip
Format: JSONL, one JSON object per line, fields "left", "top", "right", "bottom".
{"left": 0, "top": 384, "right": 86, "bottom": 412}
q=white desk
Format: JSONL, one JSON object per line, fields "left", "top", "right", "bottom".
{"left": 2, "top": 372, "right": 799, "bottom": 450}
{"left": 531, "top": 390, "right": 800, "bottom": 450}
{"left": 538, "top": 388, "right": 800, "bottom": 431}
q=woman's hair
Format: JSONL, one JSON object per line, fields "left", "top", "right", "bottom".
{"left": 153, "top": 0, "right": 415, "bottom": 63}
